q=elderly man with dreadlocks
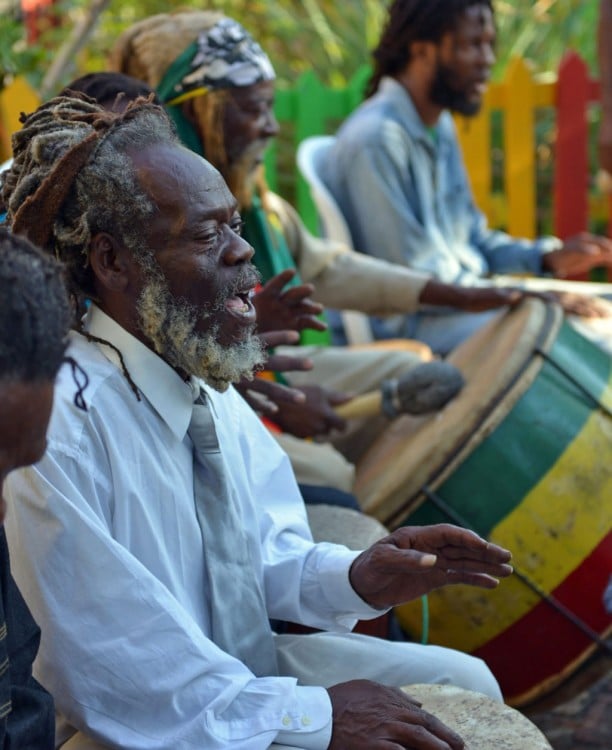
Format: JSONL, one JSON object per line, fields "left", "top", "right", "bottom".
{"left": 109, "top": 10, "right": 540, "bottom": 494}
{"left": 0, "top": 229, "right": 78, "bottom": 748}
{"left": 2, "top": 94, "right": 513, "bottom": 749}
{"left": 322, "top": 0, "right": 612, "bottom": 354}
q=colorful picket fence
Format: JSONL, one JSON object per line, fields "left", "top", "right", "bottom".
{"left": 265, "top": 52, "right": 612, "bottom": 245}
{"left": 2, "top": 52, "right": 610, "bottom": 244}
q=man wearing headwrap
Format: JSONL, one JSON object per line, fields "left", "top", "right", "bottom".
{"left": 111, "top": 10, "right": 532, "bottom": 494}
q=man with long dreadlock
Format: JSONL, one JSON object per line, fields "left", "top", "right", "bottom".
{"left": 1, "top": 95, "right": 513, "bottom": 749}
{"left": 110, "top": 9, "right": 536, "bottom": 494}
{"left": 322, "top": 0, "right": 612, "bottom": 354}
{"left": 53, "top": 71, "right": 361, "bottom": 510}
{"left": 0, "top": 228, "right": 77, "bottom": 749}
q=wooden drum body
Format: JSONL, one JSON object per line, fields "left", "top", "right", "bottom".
{"left": 355, "top": 300, "right": 612, "bottom": 706}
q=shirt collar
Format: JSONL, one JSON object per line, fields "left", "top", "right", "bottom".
{"left": 85, "top": 304, "right": 198, "bottom": 441}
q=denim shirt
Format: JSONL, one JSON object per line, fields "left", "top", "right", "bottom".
{"left": 321, "top": 77, "right": 560, "bottom": 287}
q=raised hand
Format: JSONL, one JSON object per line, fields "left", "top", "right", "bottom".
{"left": 349, "top": 524, "right": 512, "bottom": 610}
{"left": 253, "top": 268, "right": 327, "bottom": 334}
{"left": 328, "top": 680, "right": 465, "bottom": 750}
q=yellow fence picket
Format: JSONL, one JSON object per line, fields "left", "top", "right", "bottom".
{"left": 0, "top": 77, "right": 40, "bottom": 162}
{"left": 504, "top": 58, "right": 538, "bottom": 238}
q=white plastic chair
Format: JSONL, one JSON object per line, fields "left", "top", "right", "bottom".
{"left": 297, "top": 135, "right": 374, "bottom": 344}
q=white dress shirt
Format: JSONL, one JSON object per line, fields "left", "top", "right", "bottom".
{"left": 4, "top": 305, "right": 383, "bottom": 750}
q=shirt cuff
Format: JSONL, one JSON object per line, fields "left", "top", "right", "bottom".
{"left": 275, "top": 685, "right": 332, "bottom": 749}
{"left": 536, "top": 236, "right": 564, "bottom": 273}
{"left": 315, "top": 544, "right": 389, "bottom": 622}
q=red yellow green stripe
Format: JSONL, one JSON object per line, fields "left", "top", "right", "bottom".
{"left": 473, "top": 532, "right": 612, "bottom": 705}
{"left": 396, "top": 400, "right": 612, "bottom": 651}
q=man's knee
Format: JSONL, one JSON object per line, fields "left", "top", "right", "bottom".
{"left": 442, "top": 652, "right": 503, "bottom": 703}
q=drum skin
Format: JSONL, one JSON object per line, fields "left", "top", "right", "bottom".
{"left": 401, "top": 684, "right": 552, "bottom": 748}
{"left": 355, "top": 300, "right": 612, "bottom": 706}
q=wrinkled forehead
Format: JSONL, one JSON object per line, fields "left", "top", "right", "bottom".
{"left": 129, "top": 143, "right": 235, "bottom": 220}
{"left": 132, "top": 142, "right": 224, "bottom": 189}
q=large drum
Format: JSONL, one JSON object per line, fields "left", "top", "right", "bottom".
{"left": 355, "top": 299, "right": 612, "bottom": 706}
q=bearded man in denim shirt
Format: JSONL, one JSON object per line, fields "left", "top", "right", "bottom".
{"left": 323, "top": 0, "right": 612, "bottom": 354}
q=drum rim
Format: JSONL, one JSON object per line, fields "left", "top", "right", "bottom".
{"left": 357, "top": 300, "right": 563, "bottom": 524}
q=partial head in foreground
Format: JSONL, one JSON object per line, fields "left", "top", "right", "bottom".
{"left": 111, "top": 11, "right": 279, "bottom": 207}
{"left": 2, "top": 96, "right": 264, "bottom": 392}
{"left": 0, "top": 229, "right": 71, "bottom": 519}
{"left": 367, "top": 0, "right": 495, "bottom": 116}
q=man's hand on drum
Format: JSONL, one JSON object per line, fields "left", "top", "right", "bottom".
{"left": 234, "top": 330, "right": 312, "bottom": 416}
{"left": 526, "top": 290, "right": 612, "bottom": 319}
{"left": 253, "top": 268, "right": 327, "bottom": 334}
{"left": 270, "top": 384, "right": 352, "bottom": 438}
{"left": 542, "top": 233, "right": 612, "bottom": 278}
{"left": 349, "top": 523, "right": 513, "bottom": 610}
{"left": 327, "top": 680, "right": 465, "bottom": 750}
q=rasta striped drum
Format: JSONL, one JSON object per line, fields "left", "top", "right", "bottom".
{"left": 354, "top": 299, "right": 612, "bottom": 706}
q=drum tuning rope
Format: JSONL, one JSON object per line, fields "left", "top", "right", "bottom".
{"left": 533, "top": 347, "right": 612, "bottom": 418}
{"left": 421, "top": 485, "right": 612, "bottom": 656}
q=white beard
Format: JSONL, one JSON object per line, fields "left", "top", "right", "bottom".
{"left": 136, "top": 272, "right": 265, "bottom": 392}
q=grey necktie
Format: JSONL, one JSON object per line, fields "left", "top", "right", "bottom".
{"left": 188, "top": 390, "right": 278, "bottom": 677}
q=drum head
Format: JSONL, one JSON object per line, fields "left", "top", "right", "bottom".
{"left": 401, "top": 684, "right": 552, "bottom": 749}
{"left": 355, "top": 299, "right": 562, "bottom": 524}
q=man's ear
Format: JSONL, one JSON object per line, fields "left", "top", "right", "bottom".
{"left": 411, "top": 39, "right": 438, "bottom": 67}
{"left": 89, "top": 232, "right": 132, "bottom": 293}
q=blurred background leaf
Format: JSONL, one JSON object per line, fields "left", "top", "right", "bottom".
{"left": 0, "top": 0, "right": 602, "bottom": 94}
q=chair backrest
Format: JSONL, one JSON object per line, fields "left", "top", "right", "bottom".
{"left": 296, "top": 135, "right": 354, "bottom": 247}
{"left": 297, "top": 135, "right": 374, "bottom": 345}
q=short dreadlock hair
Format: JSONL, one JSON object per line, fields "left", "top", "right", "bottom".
{"left": 0, "top": 228, "right": 71, "bottom": 382}
{"left": 367, "top": 0, "right": 494, "bottom": 97}
{"left": 1, "top": 95, "right": 177, "bottom": 302}
{"left": 59, "top": 71, "right": 161, "bottom": 112}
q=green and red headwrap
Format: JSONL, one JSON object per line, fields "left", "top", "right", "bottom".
{"left": 156, "top": 17, "right": 275, "bottom": 155}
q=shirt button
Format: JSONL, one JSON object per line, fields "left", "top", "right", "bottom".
{"left": 282, "top": 715, "right": 291, "bottom": 727}
{"left": 301, "top": 716, "right": 312, "bottom": 727}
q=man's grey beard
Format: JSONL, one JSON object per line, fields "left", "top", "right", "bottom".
{"left": 136, "top": 271, "right": 265, "bottom": 392}
{"left": 226, "top": 140, "right": 269, "bottom": 208}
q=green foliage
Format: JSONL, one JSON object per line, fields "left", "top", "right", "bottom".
{"left": 0, "top": 0, "right": 603, "bottom": 95}
{"left": 494, "top": 0, "right": 600, "bottom": 77}
{"left": 0, "top": 7, "right": 44, "bottom": 89}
